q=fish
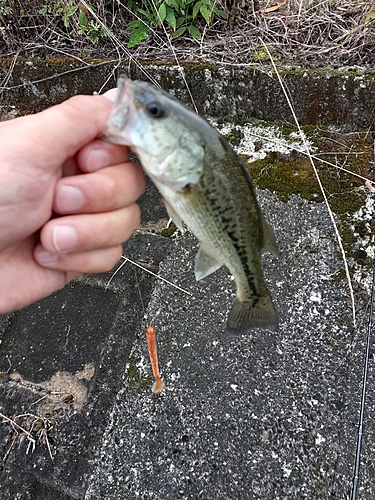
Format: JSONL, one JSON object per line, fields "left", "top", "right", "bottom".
{"left": 103, "top": 76, "right": 278, "bottom": 334}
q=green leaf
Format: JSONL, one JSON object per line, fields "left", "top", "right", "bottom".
{"left": 128, "top": 20, "right": 143, "bottom": 28}
{"left": 62, "top": 5, "right": 78, "bottom": 27}
{"left": 62, "top": 14, "right": 70, "bottom": 28}
{"left": 39, "top": 6, "right": 48, "bottom": 15}
{"left": 165, "top": 0, "right": 180, "bottom": 10}
{"left": 79, "top": 9, "right": 87, "bottom": 29}
{"left": 200, "top": 4, "right": 211, "bottom": 24}
{"left": 188, "top": 24, "right": 201, "bottom": 39}
{"left": 137, "top": 8, "right": 155, "bottom": 23}
{"left": 128, "top": 22, "right": 149, "bottom": 48}
{"left": 192, "top": 0, "right": 202, "bottom": 19}
{"left": 176, "top": 16, "right": 185, "bottom": 28}
{"left": 172, "top": 26, "right": 186, "bottom": 38}
{"left": 165, "top": 7, "right": 176, "bottom": 30}
{"left": 212, "top": 6, "right": 228, "bottom": 19}
{"left": 365, "top": 8, "right": 375, "bottom": 24}
{"left": 158, "top": 2, "right": 167, "bottom": 23}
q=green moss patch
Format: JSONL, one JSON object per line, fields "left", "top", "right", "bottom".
{"left": 124, "top": 354, "right": 153, "bottom": 392}
{"left": 246, "top": 125, "right": 374, "bottom": 269}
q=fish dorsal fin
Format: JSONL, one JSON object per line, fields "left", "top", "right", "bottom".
{"left": 163, "top": 199, "right": 184, "bottom": 232}
{"left": 195, "top": 245, "right": 224, "bottom": 281}
{"left": 262, "top": 217, "right": 278, "bottom": 256}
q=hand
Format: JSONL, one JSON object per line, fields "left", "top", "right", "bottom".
{"left": 0, "top": 93, "right": 145, "bottom": 314}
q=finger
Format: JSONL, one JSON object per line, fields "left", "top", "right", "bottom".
{"left": 60, "top": 138, "right": 131, "bottom": 177}
{"left": 40, "top": 95, "right": 114, "bottom": 163}
{"left": 34, "top": 244, "right": 123, "bottom": 274}
{"left": 0, "top": 95, "right": 114, "bottom": 172}
{"left": 38, "top": 203, "right": 141, "bottom": 254}
{"left": 54, "top": 162, "right": 145, "bottom": 214}
{"left": 103, "top": 88, "right": 117, "bottom": 101}
{"left": 76, "top": 139, "right": 131, "bottom": 173}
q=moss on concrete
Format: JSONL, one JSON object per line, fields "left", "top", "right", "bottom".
{"left": 123, "top": 351, "right": 153, "bottom": 393}
{"left": 2, "top": 58, "right": 375, "bottom": 130}
{"left": 246, "top": 125, "right": 374, "bottom": 271}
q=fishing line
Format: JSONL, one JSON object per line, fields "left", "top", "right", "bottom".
{"left": 261, "top": 40, "right": 357, "bottom": 327}
{"left": 351, "top": 259, "right": 375, "bottom": 500}
{"left": 116, "top": 256, "right": 193, "bottom": 297}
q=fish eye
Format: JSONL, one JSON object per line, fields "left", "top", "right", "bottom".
{"left": 145, "top": 100, "right": 165, "bottom": 119}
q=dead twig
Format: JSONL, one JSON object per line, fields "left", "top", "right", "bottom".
{"left": 0, "top": 410, "right": 56, "bottom": 462}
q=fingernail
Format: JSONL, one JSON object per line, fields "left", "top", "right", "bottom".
{"left": 102, "top": 88, "right": 117, "bottom": 102}
{"left": 35, "top": 247, "right": 59, "bottom": 265}
{"left": 86, "top": 148, "right": 110, "bottom": 171}
{"left": 52, "top": 225, "right": 78, "bottom": 252}
{"left": 55, "top": 185, "right": 84, "bottom": 212}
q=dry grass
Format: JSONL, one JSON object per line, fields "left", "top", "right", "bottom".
{"left": 1, "top": 407, "right": 55, "bottom": 461}
{"left": 0, "top": 0, "right": 374, "bottom": 67}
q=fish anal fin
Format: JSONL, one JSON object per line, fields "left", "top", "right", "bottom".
{"left": 262, "top": 217, "right": 278, "bottom": 257}
{"left": 227, "top": 293, "right": 278, "bottom": 334}
{"left": 163, "top": 199, "right": 184, "bottom": 232}
{"left": 195, "top": 246, "right": 223, "bottom": 281}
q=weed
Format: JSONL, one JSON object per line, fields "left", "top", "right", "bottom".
{"left": 126, "top": 0, "right": 228, "bottom": 47}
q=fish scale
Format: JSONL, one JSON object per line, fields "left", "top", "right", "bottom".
{"left": 103, "top": 76, "right": 278, "bottom": 333}
{"left": 178, "top": 141, "right": 264, "bottom": 295}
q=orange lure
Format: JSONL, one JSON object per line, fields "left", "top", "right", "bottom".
{"left": 145, "top": 325, "right": 165, "bottom": 394}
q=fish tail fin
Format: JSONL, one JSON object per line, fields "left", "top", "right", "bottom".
{"left": 227, "top": 293, "right": 278, "bottom": 334}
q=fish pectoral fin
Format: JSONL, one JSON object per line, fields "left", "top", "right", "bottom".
{"left": 194, "top": 246, "right": 224, "bottom": 281}
{"left": 262, "top": 217, "right": 278, "bottom": 257}
{"left": 227, "top": 293, "right": 278, "bottom": 334}
{"left": 163, "top": 199, "right": 184, "bottom": 232}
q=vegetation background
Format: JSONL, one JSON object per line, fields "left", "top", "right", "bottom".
{"left": 0, "top": 0, "right": 374, "bottom": 67}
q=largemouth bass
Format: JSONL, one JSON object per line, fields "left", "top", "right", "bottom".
{"left": 103, "top": 76, "right": 278, "bottom": 334}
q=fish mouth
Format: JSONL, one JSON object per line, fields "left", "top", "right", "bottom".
{"left": 103, "top": 76, "right": 135, "bottom": 145}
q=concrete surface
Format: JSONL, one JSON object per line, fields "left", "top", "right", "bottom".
{"left": 0, "top": 179, "right": 169, "bottom": 499}
{"left": 1, "top": 63, "right": 375, "bottom": 500}
{"left": 84, "top": 192, "right": 373, "bottom": 500}
{"left": 1, "top": 178, "right": 374, "bottom": 499}
{"left": 1, "top": 60, "right": 375, "bottom": 130}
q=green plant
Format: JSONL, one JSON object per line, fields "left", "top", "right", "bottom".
{"left": 365, "top": 8, "right": 375, "bottom": 24}
{"left": 78, "top": 8, "right": 108, "bottom": 43}
{"left": 39, "top": 0, "right": 79, "bottom": 28}
{"left": 126, "top": 0, "right": 228, "bottom": 48}
{"left": 39, "top": 1, "right": 108, "bottom": 43}
{"left": 0, "top": 0, "right": 12, "bottom": 16}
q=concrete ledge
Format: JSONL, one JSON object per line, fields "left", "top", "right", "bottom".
{"left": 1, "top": 58, "right": 375, "bottom": 130}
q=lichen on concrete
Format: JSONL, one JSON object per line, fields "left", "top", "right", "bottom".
{"left": 217, "top": 119, "right": 375, "bottom": 285}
